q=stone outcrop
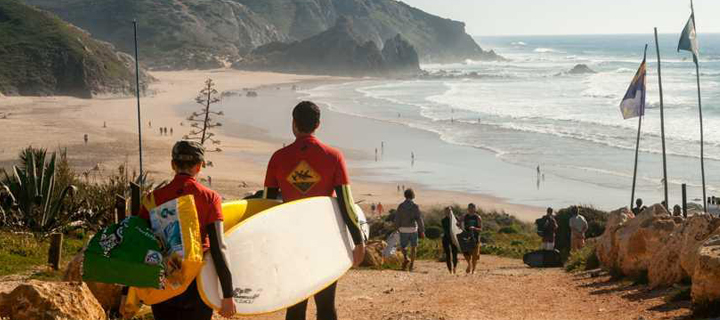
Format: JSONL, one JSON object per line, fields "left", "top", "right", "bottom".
{"left": 692, "top": 229, "right": 720, "bottom": 306}
{"left": 362, "top": 240, "right": 404, "bottom": 268}
{"left": 567, "top": 64, "right": 596, "bottom": 74}
{"left": 0, "top": 281, "right": 105, "bottom": 320}
{"left": 235, "top": 17, "right": 421, "bottom": 76}
{"left": 64, "top": 253, "right": 124, "bottom": 313}
{"left": 615, "top": 204, "right": 678, "bottom": 278}
{"left": 596, "top": 207, "right": 634, "bottom": 272}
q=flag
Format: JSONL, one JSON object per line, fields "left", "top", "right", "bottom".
{"left": 678, "top": 13, "right": 699, "bottom": 64}
{"left": 619, "top": 49, "right": 647, "bottom": 119}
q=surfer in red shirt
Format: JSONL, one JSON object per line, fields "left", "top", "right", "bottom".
{"left": 263, "top": 101, "right": 365, "bottom": 320}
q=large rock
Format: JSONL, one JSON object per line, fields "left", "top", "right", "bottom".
{"left": 691, "top": 230, "right": 720, "bottom": 308}
{"left": 1, "top": 281, "right": 105, "bottom": 320}
{"left": 64, "top": 253, "right": 123, "bottom": 313}
{"left": 678, "top": 214, "right": 720, "bottom": 278}
{"left": 361, "top": 240, "right": 404, "bottom": 268}
{"left": 615, "top": 204, "right": 678, "bottom": 278}
{"left": 382, "top": 34, "right": 422, "bottom": 75}
{"left": 596, "top": 207, "right": 634, "bottom": 272}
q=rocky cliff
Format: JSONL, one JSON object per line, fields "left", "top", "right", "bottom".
{"left": 235, "top": 17, "right": 420, "bottom": 76}
{"left": 0, "top": 0, "right": 142, "bottom": 98}
{"left": 24, "top": 0, "right": 499, "bottom": 69}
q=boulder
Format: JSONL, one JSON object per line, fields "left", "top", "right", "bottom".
{"left": 691, "top": 230, "right": 720, "bottom": 309}
{"left": 361, "top": 240, "right": 404, "bottom": 268}
{"left": 615, "top": 204, "right": 677, "bottom": 278}
{"left": 1, "top": 281, "right": 105, "bottom": 320}
{"left": 648, "top": 216, "right": 686, "bottom": 288}
{"left": 679, "top": 214, "right": 720, "bottom": 278}
{"left": 64, "top": 252, "right": 123, "bottom": 313}
{"left": 596, "top": 207, "right": 634, "bottom": 271}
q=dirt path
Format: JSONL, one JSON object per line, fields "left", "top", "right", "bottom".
{"left": 224, "top": 256, "right": 693, "bottom": 320}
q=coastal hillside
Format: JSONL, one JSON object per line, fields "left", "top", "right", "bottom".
{"left": 236, "top": 17, "right": 421, "bottom": 76}
{"left": 0, "top": 0, "right": 138, "bottom": 98}
{"left": 24, "top": 0, "right": 498, "bottom": 69}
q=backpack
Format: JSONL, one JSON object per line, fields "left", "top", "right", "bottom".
{"left": 535, "top": 217, "right": 548, "bottom": 238}
{"left": 457, "top": 230, "right": 477, "bottom": 254}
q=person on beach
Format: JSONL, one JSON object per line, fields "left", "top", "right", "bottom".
{"left": 441, "top": 207, "right": 459, "bottom": 274}
{"left": 170, "top": 127, "right": 174, "bottom": 136}
{"left": 673, "top": 205, "right": 682, "bottom": 217}
{"left": 632, "top": 198, "right": 645, "bottom": 215}
{"left": 262, "top": 101, "right": 365, "bottom": 320}
{"left": 540, "top": 208, "right": 558, "bottom": 251}
{"left": 377, "top": 202, "right": 384, "bottom": 215}
{"left": 569, "top": 207, "right": 588, "bottom": 252}
{"left": 463, "top": 203, "right": 482, "bottom": 274}
{"left": 84, "top": 134, "right": 88, "bottom": 145}
{"left": 133, "top": 141, "right": 236, "bottom": 320}
{"left": 394, "top": 188, "right": 425, "bottom": 272}
{"left": 371, "top": 203, "right": 377, "bottom": 215}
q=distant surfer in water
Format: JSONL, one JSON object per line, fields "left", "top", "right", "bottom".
{"left": 129, "top": 141, "right": 237, "bottom": 319}
{"left": 263, "top": 101, "right": 365, "bottom": 320}
{"left": 441, "top": 207, "right": 459, "bottom": 274}
{"left": 394, "top": 188, "right": 425, "bottom": 272}
{"left": 462, "top": 203, "right": 482, "bottom": 274}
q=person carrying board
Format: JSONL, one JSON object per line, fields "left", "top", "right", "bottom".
{"left": 441, "top": 207, "right": 459, "bottom": 274}
{"left": 394, "top": 188, "right": 425, "bottom": 272}
{"left": 129, "top": 141, "right": 237, "bottom": 320}
{"left": 263, "top": 101, "right": 366, "bottom": 320}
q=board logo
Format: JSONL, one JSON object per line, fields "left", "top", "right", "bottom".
{"left": 233, "top": 287, "right": 262, "bottom": 304}
{"left": 286, "top": 160, "right": 321, "bottom": 194}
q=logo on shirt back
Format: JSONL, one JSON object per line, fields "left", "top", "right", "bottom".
{"left": 287, "top": 160, "right": 321, "bottom": 194}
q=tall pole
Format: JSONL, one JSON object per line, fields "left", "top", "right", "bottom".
{"left": 654, "top": 28, "right": 669, "bottom": 209}
{"left": 690, "top": 1, "right": 707, "bottom": 212}
{"left": 631, "top": 115, "right": 643, "bottom": 210}
{"left": 133, "top": 20, "right": 144, "bottom": 185}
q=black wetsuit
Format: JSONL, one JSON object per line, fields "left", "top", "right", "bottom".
{"left": 441, "top": 216, "right": 459, "bottom": 272}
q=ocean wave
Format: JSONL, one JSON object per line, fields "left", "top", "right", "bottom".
{"left": 512, "top": 41, "right": 527, "bottom": 46}
{"left": 534, "top": 47, "right": 563, "bottom": 53}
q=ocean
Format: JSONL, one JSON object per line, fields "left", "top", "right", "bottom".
{"left": 300, "top": 34, "right": 720, "bottom": 210}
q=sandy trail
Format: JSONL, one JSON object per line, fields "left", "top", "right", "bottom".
{"left": 231, "top": 257, "right": 691, "bottom": 320}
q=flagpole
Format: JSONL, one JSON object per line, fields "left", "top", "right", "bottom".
{"left": 631, "top": 114, "right": 643, "bottom": 210}
{"left": 654, "top": 28, "right": 669, "bottom": 209}
{"left": 133, "top": 20, "right": 144, "bottom": 185}
{"left": 687, "top": 0, "right": 707, "bottom": 212}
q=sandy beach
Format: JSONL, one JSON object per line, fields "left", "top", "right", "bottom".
{"left": 0, "top": 69, "right": 542, "bottom": 222}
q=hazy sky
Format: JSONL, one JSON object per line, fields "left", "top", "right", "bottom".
{"left": 400, "top": 0, "right": 720, "bottom": 36}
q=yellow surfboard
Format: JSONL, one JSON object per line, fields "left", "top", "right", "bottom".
{"left": 122, "top": 198, "right": 280, "bottom": 316}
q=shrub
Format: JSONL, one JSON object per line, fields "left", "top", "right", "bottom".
{"left": 425, "top": 226, "right": 442, "bottom": 239}
{"left": 565, "top": 244, "right": 600, "bottom": 272}
{"left": 555, "top": 206, "right": 608, "bottom": 260}
{"left": 498, "top": 225, "right": 520, "bottom": 234}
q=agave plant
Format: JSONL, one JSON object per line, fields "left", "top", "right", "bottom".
{"left": 0, "top": 147, "right": 78, "bottom": 234}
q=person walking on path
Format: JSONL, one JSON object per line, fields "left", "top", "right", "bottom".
{"left": 462, "top": 203, "right": 482, "bottom": 274}
{"left": 131, "top": 141, "right": 237, "bottom": 320}
{"left": 262, "top": 101, "right": 365, "bottom": 320}
{"left": 441, "top": 207, "right": 459, "bottom": 274}
{"left": 569, "top": 207, "right": 588, "bottom": 252}
{"left": 394, "top": 188, "right": 425, "bottom": 272}
{"left": 540, "top": 208, "right": 558, "bottom": 251}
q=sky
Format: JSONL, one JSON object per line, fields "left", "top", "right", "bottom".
{"left": 399, "top": 0, "right": 720, "bottom": 36}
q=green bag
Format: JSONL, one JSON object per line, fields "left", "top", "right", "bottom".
{"left": 83, "top": 216, "right": 165, "bottom": 288}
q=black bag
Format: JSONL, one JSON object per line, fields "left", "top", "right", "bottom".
{"left": 523, "top": 249, "right": 562, "bottom": 268}
{"left": 457, "top": 231, "right": 477, "bottom": 253}
{"left": 535, "top": 217, "right": 548, "bottom": 238}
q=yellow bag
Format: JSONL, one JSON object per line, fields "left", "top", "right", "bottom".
{"left": 127, "top": 194, "right": 204, "bottom": 306}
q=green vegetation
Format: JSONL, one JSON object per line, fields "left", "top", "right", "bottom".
{"left": 0, "top": 230, "right": 85, "bottom": 277}
{"left": 565, "top": 244, "right": 600, "bottom": 272}
{"left": 0, "top": 0, "right": 135, "bottom": 97}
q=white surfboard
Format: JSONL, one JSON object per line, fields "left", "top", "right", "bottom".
{"left": 197, "top": 197, "right": 364, "bottom": 315}
{"left": 354, "top": 203, "right": 370, "bottom": 242}
{"left": 382, "top": 231, "right": 400, "bottom": 258}
{"left": 449, "top": 213, "right": 463, "bottom": 248}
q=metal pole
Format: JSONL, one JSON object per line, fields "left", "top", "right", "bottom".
{"left": 688, "top": 2, "right": 707, "bottom": 213}
{"left": 654, "top": 28, "right": 669, "bottom": 209}
{"left": 682, "top": 183, "right": 688, "bottom": 217}
{"left": 631, "top": 115, "right": 642, "bottom": 210}
{"left": 133, "top": 20, "right": 144, "bottom": 184}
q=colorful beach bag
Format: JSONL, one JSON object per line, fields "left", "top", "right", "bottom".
{"left": 83, "top": 216, "right": 165, "bottom": 288}
{"left": 127, "top": 194, "right": 204, "bottom": 306}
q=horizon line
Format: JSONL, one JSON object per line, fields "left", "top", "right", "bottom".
{"left": 474, "top": 32, "right": 720, "bottom": 37}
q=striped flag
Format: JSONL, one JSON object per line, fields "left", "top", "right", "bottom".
{"left": 678, "top": 13, "right": 699, "bottom": 64}
{"left": 619, "top": 49, "right": 647, "bottom": 119}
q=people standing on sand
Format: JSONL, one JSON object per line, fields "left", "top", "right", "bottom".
{"left": 170, "top": 127, "right": 173, "bottom": 136}
{"left": 463, "top": 203, "right": 482, "bottom": 274}
{"left": 381, "top": 141, "right": 384, "bottom": 156}
{"left": 441, "top": 207, "right": 459, "bottom": 274}
{"left": 397, "top": 185, "right": 401, "bottom": 193}
{"left": 569, "top": 207, "right": 588, "bottom": 252}
{"left": 149, "top": 121, "right": 152, "bottom": 128}
{"left": 103, "top": 121, "right": 106, "bottom": 128}
{"left": 128, "top": 141, "right": 237, "bottom": 319}
{"left": 262, "top": 101, "right": 365, "bottom": 320}
{"left": 540, "top": 208, "right": 558, "bottom": 251}
{"left": 632, "top": 198, "right": 646, "bottom": 215}
{"left": 394, "top": 188, "right": 425, "bottom": 272}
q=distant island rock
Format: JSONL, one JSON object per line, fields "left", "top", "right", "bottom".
{"left": 234, "top": 17, "right": 421, "bottom": 77}
{"left": 567, "top": 64, "right": 597, "bottom": 74}
{"left": 0, "top": 1, "right": 148, "bottom": 98}
{"left": 26, "top": 0, "right": 502, "bottom": 70}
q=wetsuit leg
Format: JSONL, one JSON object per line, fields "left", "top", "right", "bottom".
{"left": 451, "top": 244, "right": 459, "bottom": 270}
{"left": 151, "top": 280, "right": 213, "bottom": 320}
{"left": 314, "top": 282, "right": 338, "bottom": 320}
{"left": 286, "top": 299, "right": 309, "bottom": 320}
{"left": 442, "top": 238, "right": 452, "bottom": 272}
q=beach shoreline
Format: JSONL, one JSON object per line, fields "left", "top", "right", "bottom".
{"left": 0, "top": 69, "right": 543, "bottom": 222}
